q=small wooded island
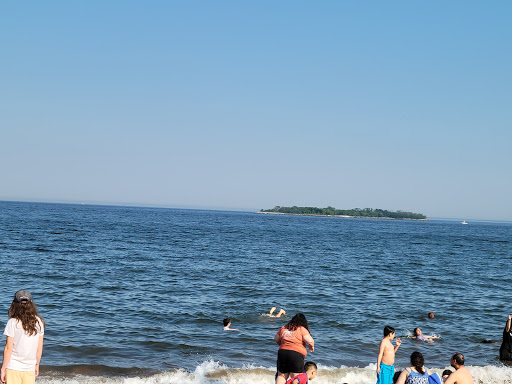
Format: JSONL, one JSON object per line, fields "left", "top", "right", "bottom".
{"left": 258, "top": 206, "right": 427, "bottom": 220}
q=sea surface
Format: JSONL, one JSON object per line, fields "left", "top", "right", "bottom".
{"left": 0, "top": 201, "right": 511, "bottom": 384}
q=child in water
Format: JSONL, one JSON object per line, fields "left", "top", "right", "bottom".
{"left": 413, "top": 328, "right": 439, "bottom": 343}
{"left": 223, "top": 318, "right": 239, "bottom": 331}
{"left": 376, "top": 325, "right": 401, "bottom": 384}
{"left": 285, "top": 361, "right": 317, "bottom": 384}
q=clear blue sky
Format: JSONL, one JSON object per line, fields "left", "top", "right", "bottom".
{"left": 1, "top": 1, "right": 511, "bottom": 220}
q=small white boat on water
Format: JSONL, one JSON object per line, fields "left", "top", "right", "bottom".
{"left": 461, "top": 220, "right": 468, "bottom": 224}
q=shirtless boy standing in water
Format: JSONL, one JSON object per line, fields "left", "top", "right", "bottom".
{"left": 376, "top": 326, "right": 401, "bottom": 384}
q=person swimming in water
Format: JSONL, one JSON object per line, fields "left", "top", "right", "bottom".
{"left": 223, "top": 318, "right": 239, "bottom": 331}
{"left": 413, "top": 328, "right": 439, "bottom": 342}
{"left": 270, "top": 307, "right": 286, "bottom": 317}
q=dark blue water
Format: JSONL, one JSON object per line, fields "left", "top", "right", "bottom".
{"left": 0, "top": 201, "right": 511, "bottom": 382}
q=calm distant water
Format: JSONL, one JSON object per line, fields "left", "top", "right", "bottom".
{"left": 0, "top": 201, "right": 511, "bottom": 384}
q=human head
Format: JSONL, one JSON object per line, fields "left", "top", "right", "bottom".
{"left": 223, "top": 318, "right": 231, "bottom": 327}
{"left": 285, "top": 313, "right": 309, "bottom": 332}
{"left": 8, "top": 290, "right": 44, "bottom": 336}
{"left": 413, "top": 328, "right": 421, "bottom": 336}
{"left": 450, "top": 353, "right": 464, "bottom": 368}
{"left": 304, "top": 361, "right": 317, "bottom": 380}
{"left": 410, "top": 351, "right": 425, "bottom": 374}
{"left": 442, "top": 369, "right": 452, "bottom": 380}
{"left": 393, "top": 370, "right": 402, "bottom": 384}
{"left": 14, "top": 290, "right": 32, "bottom": 304}
{"left": 384, "top": 325, "right": 395, "bottom": 338}
{"left": 428, "top": 312, "right": 435, "bottom": 319}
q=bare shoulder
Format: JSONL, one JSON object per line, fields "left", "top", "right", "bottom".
{"left": 447, "top": 367, "right": 474, "bottom": 384}
{"left": 462, "top": 367, "right": 474, "bottom": 383}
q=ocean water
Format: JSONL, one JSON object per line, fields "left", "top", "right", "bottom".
{"left": 0, "top": 201, "right": 511, "bottom": 384}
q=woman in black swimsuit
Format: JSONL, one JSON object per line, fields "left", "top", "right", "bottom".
{"left": 499, "top": 314, "right": 512, "bottom": 361}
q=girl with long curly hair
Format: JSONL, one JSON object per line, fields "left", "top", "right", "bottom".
{"left": 274, "top": 313, "right": 314, "bottom": 384}
{"left": 1, "top": 290, "right": 45, "bottom": 384}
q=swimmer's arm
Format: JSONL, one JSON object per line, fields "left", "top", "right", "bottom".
{"left": 506, "top": 314, "right": 512, "bottom": 333}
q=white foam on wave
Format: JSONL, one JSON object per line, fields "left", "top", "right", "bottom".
{"left": 35, "top": 361, "right": 512, "bottom": 384}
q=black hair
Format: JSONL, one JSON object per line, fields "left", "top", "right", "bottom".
{"left": 223, "top": 318, "right": 230, "bottom": 327}
{"left": 393, "top": 370, "right": 402, "bottom": 384}
{"left": 452, "top": 353, "right": 464, "bottom": 365}
{"left": 285, "top": 313, "right": 310, "bottom": 332}
{"left": 410, "top": 351, "right": 425, "bottom": 375}
{"left": 442, "top": 369, "right": 453, "bottom": 377}
{"left": 384, "top": 325, "right": 395, "bottom": 337}
{"left": 413, "top": 328, "right": 420, "bottom": 336}
{"left": 304, "top": 361, "right": 317, "bottom": 372}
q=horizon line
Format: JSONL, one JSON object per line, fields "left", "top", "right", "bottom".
{"left": 1, "top": 198, "right": 511, "bottom": 223}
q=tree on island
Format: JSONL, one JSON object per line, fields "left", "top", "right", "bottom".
{"left": 260, "top": 206, "right": 426, "bottom": 220}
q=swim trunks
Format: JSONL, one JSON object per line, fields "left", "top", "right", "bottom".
{"left": 376, "top": 362, "right": 394, "bottom": 384}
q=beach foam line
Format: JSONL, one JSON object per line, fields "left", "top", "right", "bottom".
{"left": 37, "top": 360, "right": 512, "bottom": 384}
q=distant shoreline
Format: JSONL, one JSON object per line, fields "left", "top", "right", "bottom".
{"left": 256, "top": 211, "right": 429, "bottom": 221}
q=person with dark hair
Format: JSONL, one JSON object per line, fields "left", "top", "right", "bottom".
{"left": 442, "top": 370, "right": 453, "bottom": 382}
{"left": 395, "top": 351, "right": 429, "bottom": 384}
{"left": 284, "top": 361, "right": 317, "bottom": 384}
{"left": 222, "top": 318, "right": 239, "bottom": 331}
{"left": 274, "top": 313, "right": 314, "bottom": 384}
{"left": 499, "top": 314, "right": 512, "bottom": 361}
{"left": 393, "top": 370, "right": 402, "bottom": 383}
{"left": 413, "top": 328, "right": 439, "bottom": 343}
{"left": 376, "top": 326, "right": 401, "bottom": 384}
{"left": 444, "top": 353, "right": 473, "bottom": 384}
{"left": 1, "top": 290, "right": 45, "bottom": 384}
{"left": 428, "top": 312, "right": 435, "bottom": 319}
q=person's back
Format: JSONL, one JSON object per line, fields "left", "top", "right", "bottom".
{"left": 404, "top": 368, "right": 429, "bottom": 384}
{"left": 1, "top": 290, "right": 45, "bottom": 384}
{"left": 395, "top": 351, "right": 428, "bottom": 384}
{"left": 443, "top": 354, "right": 473, "bottom": 384}
{"left": 445, "top": 367, "right": 473, "bottom": 384}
